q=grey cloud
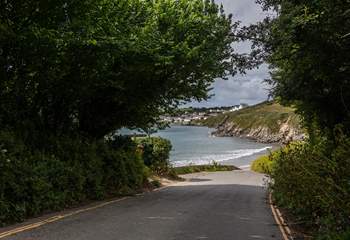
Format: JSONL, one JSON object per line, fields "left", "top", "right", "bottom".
{"left": 218, "top": 0, "right": 268, "bottom": 24}
{"left": 191, "top": 65, "right": 271, "bottom": 107}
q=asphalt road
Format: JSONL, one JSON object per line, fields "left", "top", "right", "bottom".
{"left": 3, "top": 170, "right": 282, "bottom": 240}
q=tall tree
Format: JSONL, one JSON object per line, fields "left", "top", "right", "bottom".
{"left": 0, "top": 0, "right": 241, "bottom": 140}
{"left": 244, "top": 0, "right": 350, "bottom": 133}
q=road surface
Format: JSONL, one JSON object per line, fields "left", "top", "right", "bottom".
{"left": 3, "top": 170, "right": 282, "bottom": 240}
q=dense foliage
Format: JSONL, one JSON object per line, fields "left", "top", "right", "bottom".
{"left": 0, "top": 0, "right": 240, "bottom": 225}
{"left": 251, "top": 154, "right": 274, "bottom": 174}
{"left": 133, "top": 137, "right": 172, "bottom": 175}
{"left": 245, "top": 0, "right": 350, "bottom": 134}
{"left": 0, "top": 132, "right": 146, "bottom": 226}
{"left": 245, "top": 1, "right": 350, "bottom": 238}
{"left": 0, "top": 0, "right": 239, "bottom": 139}
{"left": 270, "top": 129, "right": 350, "bottom": 238}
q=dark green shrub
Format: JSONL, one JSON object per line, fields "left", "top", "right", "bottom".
{"left": 133, "top": 137, "right": 172, "bottom": 175}
{"left": 317, "top": 229, "right": 350, "bottom": 240}
{"left": 270, "top": 127, "right": 350, "bottom": 237}
{"left": 0, "top": 131, "right": 146, "bottom": 226}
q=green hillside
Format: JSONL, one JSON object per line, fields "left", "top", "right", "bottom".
{"left": 199, "top": 101, "right": 301, "bottom": 134}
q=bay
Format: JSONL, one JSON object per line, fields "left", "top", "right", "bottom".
{"left": 154, "top": 125, "right": 274, "bottom": 168}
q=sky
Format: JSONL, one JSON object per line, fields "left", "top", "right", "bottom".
{"left": 188, "top": 0, "right": 271, "bottom": 107}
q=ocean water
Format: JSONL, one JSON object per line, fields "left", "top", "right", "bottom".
{"left": 154, "top": 125, "right": 274, "bottom": 168}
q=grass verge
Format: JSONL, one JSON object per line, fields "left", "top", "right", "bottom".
{"left": 173, "top": 163, "right": 238, "bottom": 175}
{"left": 198, "top": 101, "right": 300, "bottom": 134}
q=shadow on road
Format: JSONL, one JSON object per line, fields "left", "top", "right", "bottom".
{"left": 186, "top": 178, "right": 212, "bottom": 182}
{"left": 4, "top": 182, "right": 282, "bottom": 240}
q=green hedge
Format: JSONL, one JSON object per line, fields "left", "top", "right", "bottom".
{"left": 0, "top": 131, "right": 146, "bottom": 226}
{"left": 251, "top": 154, "right": 275, "bottom": 174}
{"left": 269, "top": 128, "right": 350, "bottom": 239}
{"left": 133, "top": 137, "right": 172, "bottom": 175}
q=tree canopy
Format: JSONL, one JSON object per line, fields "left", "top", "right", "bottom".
{"left": 0, "top": 0, "right": 240, "bottom": 139}
{"left": 246, "top": 0, "right": 350, "bottom": 134}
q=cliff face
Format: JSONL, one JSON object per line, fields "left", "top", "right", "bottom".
{"left": 212, "top": 116, "right": 305, "bottom": 144}
{"left": 198, "top": 102, "right": 305, "bottom": 144}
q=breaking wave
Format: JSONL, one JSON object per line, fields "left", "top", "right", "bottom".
{"left": 171, "top": 146, "right": 272, "bottom": 167}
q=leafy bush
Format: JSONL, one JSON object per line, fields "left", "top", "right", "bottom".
{"left": 251, "top": 153, "right": 275, "bottom": 174}
{"left": 270, "top": 127, "right": 350, "bottom": 238}
{"left": 0, "top": 131, "right": 146, "bottom": 226}
{"left": 133, "top": 137, "right": 172, "bottom": 175}
{"left": 317, "top": 229, "right": 350, "bottom": 240}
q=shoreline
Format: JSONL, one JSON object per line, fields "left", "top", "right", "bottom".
{"left": 169, "top": 145, "right": 280, "bottom": 169}
{"left": 170, "top": 124, "right": 287, "bottom": 144}
{"left": 163, "top": 125, "right": 280, "bottom": 169}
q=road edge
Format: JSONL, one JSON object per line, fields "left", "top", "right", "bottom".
{"left": 0, "top": 196, "right": 135, "bottom": 239}
{"left": 0, "top": 183, "right": 175, "bottom": 239}
{"left": 269, "top": 193, "right": 293, "bottom": 240}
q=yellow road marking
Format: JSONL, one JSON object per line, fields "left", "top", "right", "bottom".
{"left": 269, "top": 193, "right": 292, "bottom": 240}
{"left": 1, "top": 186, "right": 288, "bottom": 239}
{"left": 0, "top": 197, "right": 130, "bottom": 239}
{"left": 0, "top": 184, "right": 173, "bottom": 239}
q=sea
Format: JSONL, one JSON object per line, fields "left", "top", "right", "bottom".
{"left": 153, "top": 125, "right": 275, "bottom": 168}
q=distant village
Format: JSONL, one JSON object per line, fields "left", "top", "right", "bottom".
{"left": 161, "top": 104, "right": 248, "bottom": 125}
